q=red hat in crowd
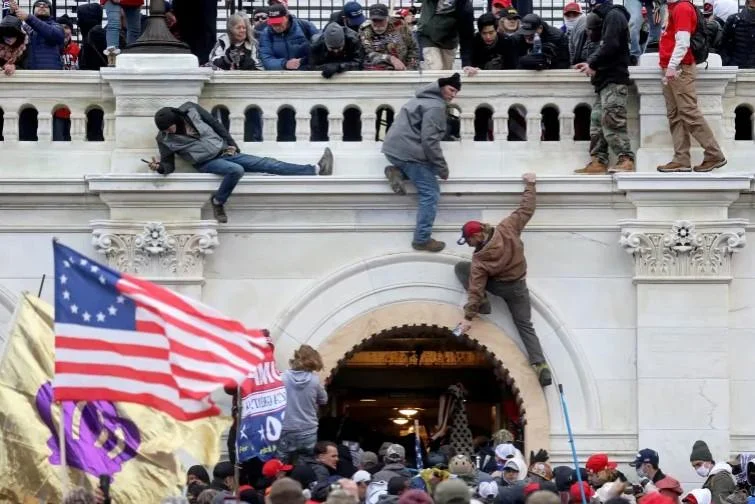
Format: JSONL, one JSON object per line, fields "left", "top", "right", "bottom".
{"left": 585, "top": 453, "right": 617, "bottom": 473}
{"left": 267, "top": 3, "right": 289, "bottom": 24}
{"left": 563, "top": 2, "right": 582, "bottom": 14}
{"left": 262, "top": 459, "right": 293, "bottom": 479}
{"left": 493, "top": 0, "right": 513, "bottom": 8}
{"left": 569, "top": 482, "right": 595, "bottom": 503}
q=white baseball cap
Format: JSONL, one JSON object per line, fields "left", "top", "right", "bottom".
{"left": 353, "top": 470, "right": 372, "bottom": 484}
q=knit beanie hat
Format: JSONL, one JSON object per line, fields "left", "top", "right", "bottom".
{"left": 449, "top": 455, "right": 475, "bottom": 476}
{"left": 154, "top": 107, "right": 181, "bottom": 131}
{"left": 399, "top": 489, "right": 434, "bottom": 504}
{"left": 690, "top": 440, "right": 714, "bottom": 462}
{"left": 435, "top": 479, "right": 471, "bottom": 504}
{"left": 323, "top": 22, "right": 345, "bottom": 50}
{"left": 438, "top": 72, "right": 462, "bottom": 91}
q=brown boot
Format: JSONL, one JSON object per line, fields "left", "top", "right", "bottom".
{"left": 609, "top": 155, "right": 635, "bottom": 173}
{"left": 657, "top": 161, "right": 691, "bottom": 173}
{"left": 693, "top": 158, "right": 727, "bottom": 172}
{"left": 412, "top": 238, "right": 446, "bottom": 253}
{"left": 385, "top": 166, "right": 406, "bottom": 195}
{"left": 574, "top": 157, "right": 608, "bottom": 174}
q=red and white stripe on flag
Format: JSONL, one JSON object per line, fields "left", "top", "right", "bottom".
{"left": 54, "top": 273, "right": 269, "bottom": 421}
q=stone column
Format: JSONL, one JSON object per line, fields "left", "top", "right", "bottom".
{"left": 616, "top": 174, "right": 749, "bottom": 488}
{"left": 101, "top": 54, "right": 212, "bottom": 173}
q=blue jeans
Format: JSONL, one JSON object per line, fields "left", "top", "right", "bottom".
{"left": 197, "top": 153, "right": 315, "bottom": 204}
{"left": 278, "top": 430, "right": 317, "bottom": 463}
{"left": 626, "top": 0, "right": 662, "bottom": 58}
{"left": 104, "top": 1, "right": 141, "bottom": 48}
{"left": 385, "top": 155, "right": 440, "bottom": 244}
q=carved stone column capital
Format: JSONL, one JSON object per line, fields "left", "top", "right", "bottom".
{"left": 90, "top": 220, "right": 218, "bottom": 282}
{"left": 619, "top": 219, "right": 746, "bottom": 283}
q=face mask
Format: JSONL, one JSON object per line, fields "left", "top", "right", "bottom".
{"left": 564, "top": 17, "right": 579, "bottom": 30}
{"left": 696, "top": 465, "right": 711, "bottom": 478}
{"left": 636, "top": 468, "right": 647, "bottom": 479}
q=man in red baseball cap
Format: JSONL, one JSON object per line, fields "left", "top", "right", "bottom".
{"left": 453, "top": 172, "right": 551, "bottom": 387}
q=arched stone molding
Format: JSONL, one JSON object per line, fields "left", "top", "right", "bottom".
{"left": 270, "top": 252, "right": 602, "bottom": 436}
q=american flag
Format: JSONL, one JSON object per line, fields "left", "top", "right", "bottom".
{"left": 414, "top": 419, "right": 424, "bottom": 470}
{"left": 52, "top": 241, "right": 269, "bottom": 421}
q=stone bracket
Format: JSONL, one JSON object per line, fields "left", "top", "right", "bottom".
{"left": 619, "top": 219, "right": 747, "bottom": 283}
{"left": 90, "top": 220, "right": 218, "bottom": 282}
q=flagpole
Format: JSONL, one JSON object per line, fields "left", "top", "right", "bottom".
{"left": 59, "top": 401, "right": 69, "bottom": 496}
{"left": 37, "top": 274, "right": 46, "bottom": 297}
{"left": 235, "top": 384, "right": 242, "bottom": 503}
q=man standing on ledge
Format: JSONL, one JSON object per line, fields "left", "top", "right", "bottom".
{"left": 453, "top": 173, "right": 552, "bottom": 387}
{"left": 382, "top": 73, "right": 461, "bottom": 253}
{"left": 149, "top": 102, "right": 333, "bottom": 224}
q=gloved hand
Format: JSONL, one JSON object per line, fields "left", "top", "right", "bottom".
{"left": 530, "top": 449, "right": 550, "bottom": 463}
{"left": 321, "top": 64, "right": 339, "bottom": 79}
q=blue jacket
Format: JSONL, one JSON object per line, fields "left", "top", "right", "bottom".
{"left": 259, "top": 15, "right": 318, "bottom": 70}
{"left": 23, "top": 15, "right": 64, "bottom": 69}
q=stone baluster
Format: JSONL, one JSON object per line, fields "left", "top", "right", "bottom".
{"left": 262, "top": 107, "right": 278, "bottom": 141}
{"left": 527, "top": 114, "right": 542, "bottom": 142}
{"left": 560, "top": 114, "right": 575, "bottom": 143}
{"left": 229, "top": 113, "right": 244, "bottom": 141}
{"left": 493, "top": 113, "right": 508, "bottom": 142}
{"left": 4, "top": 112, "right": 19, "bottom": 142}
{"left": 362, "top": 113, "right": 376, "bottom": 142}
{"left": 296, "top": 110, "right": 311, "bottom": 142}
{"left": 330, "top": 115, "right": 344, "bottom": 142}
{"left": 37, "top": 112, "right": 52, "bottom": 142}
{"left": 71, "top": 113, "right": 87, "bottom": 141}
{"left": 460, "top": 112, "right": 475, "bottom": 141}
{"left": 104, "top": 113, "right": 116, "bottom": 141}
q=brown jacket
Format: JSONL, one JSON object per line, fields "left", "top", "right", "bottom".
{"left": 463, "top": 182, "right": 536, "bottom": 320}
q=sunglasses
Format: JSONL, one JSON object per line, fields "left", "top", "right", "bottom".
{"left": 254, "top": 14, "right": 268, "bottom": 21}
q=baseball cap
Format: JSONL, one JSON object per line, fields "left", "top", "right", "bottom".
{"left": 369, "top": 3, "right": 389, "bottom": 19}
{"left": 343, "top": 1, "right": 366, "bottom": 26}
{"left": 632, "top": 449, "right": 660, "bottom": 468}
{"left": 386, "top": 444, "right": 406, "bottom": 462}
{"left": 267, "top": 3, "right": 288, "bottom": 24}
{"left": 563, "top": 2, "right": 582, "bottom": 13}
{"left": 492, "top": 0, "right": 512, "bottom": 7}
{"left": 518, "top": 13, "right": 542, "bottom": 35}
{"left": 457, "top": 220, "right": 484, "bottom": 245}
{"left": 495, "top": 443, "right": 517, "bottom": 460}
{"left": 503, "top": 7, "right": 521, "bottom": 19}
{"left": 262, "top": 459, "right": 293, "bottom": 479}
{"left": 353, "top": 470, "right": 372, "bottom": 484}
{"left": 585, "top": 453, "right": 617, "bottom": 473}
{"left": 503, "top": 459, "right": 521, "bottom": 472}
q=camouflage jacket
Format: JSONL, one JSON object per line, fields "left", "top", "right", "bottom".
{"left": 360, "top": 20, "right": 419, "bottom": 70}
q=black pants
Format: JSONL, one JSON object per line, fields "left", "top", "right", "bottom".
{"left": 454, "top": 261, "right": 545, "bottom": 364}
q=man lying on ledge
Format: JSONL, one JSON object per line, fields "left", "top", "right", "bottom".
{"left": 148, "top": 102, "right": 333, "bottom": 223}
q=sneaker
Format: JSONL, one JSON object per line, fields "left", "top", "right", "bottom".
{"left": 479, "top": 297, "right": 492, "bottom": 315}
{"left": 574, "top": 157, "right": 608, "bottom": 175}
{"left": 693, "top": 158, "right": 727, "bottom": 172}
{"left": 385, "top": 166, "right": 407, "bottom": 195}
{"left": 411, "top": 239, "right": 446, "bottom": 253}
{"left": 317, "top": 147, "right": 333, "bottom": 175}
{"left": 657, "top": 161, "right": 691, "bottom": 173}
{"left": 103, "top": 46, "right": 120, "bottom": 67}
{"left": 532, "top": 363, "right": 553, "bottom": 387}
{"left": 608, "top": 155, "right": 635, "bottom": 173}
{"left": 211, "top": 198, "right": 228, "bottom": 224}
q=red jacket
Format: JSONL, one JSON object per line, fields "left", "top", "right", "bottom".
{"left": 99, "top": 0, "right": 144, "bottom": 8}
{"left": 659, "top": 1, "right": 696, "bottom": 68}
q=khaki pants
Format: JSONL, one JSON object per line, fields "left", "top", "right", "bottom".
{"left": 662, "top": 64, "right": 724, "bottom": 165}
{"left": 422, "top": 47, "right": 456, "bottom": 70}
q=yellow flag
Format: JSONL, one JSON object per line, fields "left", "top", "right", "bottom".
{"left": 0, "top": 294, "right": 231, "bottom": 503}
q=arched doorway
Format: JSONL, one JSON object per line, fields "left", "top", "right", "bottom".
{"left": 322, "top": 324, "right": 526, "bottom": 461}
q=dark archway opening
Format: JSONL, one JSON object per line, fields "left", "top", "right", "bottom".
{"left": 322, "top": 325, "right": 525, "bottom": 467}
{"left": 734, "top": 105, "right": 753, "bottom": 141}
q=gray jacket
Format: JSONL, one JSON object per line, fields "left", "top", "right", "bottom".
{"left": 156, "top": 102, "right": 239, "bottom": 174}
{"left": 281, "top": 370, "right": 328, "bottom": 434}
{"left": 381, "top": 82, "right": 449, "bottom": 173}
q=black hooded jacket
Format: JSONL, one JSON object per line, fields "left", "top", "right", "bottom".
{"left": 721, "top": 6, "right": 755, "bottom": 69}
{"left": 76, "top": 3, "right": 107, "bottom": 70}
{"left": 510, "top": 21, "right": 570, "bottom": 69}
{"left": 587, "top": 2, "right": 632, "bottom": 92}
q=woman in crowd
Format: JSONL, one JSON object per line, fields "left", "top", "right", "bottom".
{"left": 209, "top": 13, "right": 263, "bottom": 70}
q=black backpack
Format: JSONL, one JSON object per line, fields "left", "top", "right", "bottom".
{"left": 688, "top": 1, "right": 709, "bottom": 64}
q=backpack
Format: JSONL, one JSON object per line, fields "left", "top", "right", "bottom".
{"left": 688, "top": 1, "right": 709, "bottom": 64}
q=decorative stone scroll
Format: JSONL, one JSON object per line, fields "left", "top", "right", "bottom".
{"left": 620, "top": 220, "right": 746, "bottom": 280}
{"left": 91, "top": 221, "right": 218, "bottom": 278}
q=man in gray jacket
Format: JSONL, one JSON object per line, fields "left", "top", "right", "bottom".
{"left": 382, "top": 73, "right": 461, "bottom": 253}
{"left": 149, "top": 102, "right": 333, "bottom": 223}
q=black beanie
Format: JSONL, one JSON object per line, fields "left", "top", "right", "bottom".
{"left": 154, "top": 107, "right": 181, "bottom": 131}
{"left": 690, "top": 440, "right": 713, "bottom": 462}
{"left": 438, "top": 72, "right": 462, "bottom": 91}
{"left": 213, "top": 461, "right": 235, "bottom": 479}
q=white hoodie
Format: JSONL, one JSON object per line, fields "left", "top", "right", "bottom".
{"left": 709, "top": 462, "right": 736, "bottom": 483}
{"left": 685, "top": 488, "right": 713, "bottom": 504}
{"left": 712, "top": 0, "right": 739, "bottom": 22}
